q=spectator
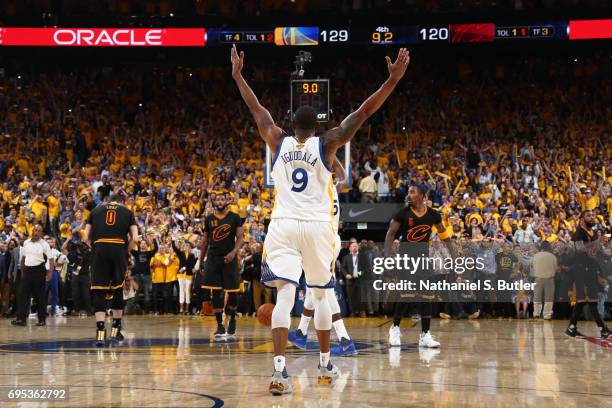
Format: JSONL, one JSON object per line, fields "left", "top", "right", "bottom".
{"left": 7, "top": 238, "right": 21, "bottom": 316}
{"left": 358, "top": 173, "right": 378, "bottom": 203}
{"left": 244, "top": 243, "right": 270, "bottom": 314}
{"left": 532, "top": 241, "right": 558, "bottom": 320}
{"left": 360, "top": 240, "right": 378, "bottom": 316}
{"left": 340, "top": 242, "right": 369, "bottom": 317}
{"left": 514, "top": 219, "right": 540, "bottom": 244}
{"left": 365, "top": 161, "right": 391, "bottom": 202}
{"left": 150, "top": 246, "right": 168, "bottom": 314}
{"left": 131, "top": 235, "right": 159, "bottom": 313}
{"left": 495, "top": 245, "right": 518, "bottom": 317}
{"left": 62, "top": 239, "right": 92, "bottom": 316}
{"left": 0, "top": 241, "right": 10, "bottom": 316}
{"left": 165, "top": 248, "right": 180, "bottom": 314}
{"left": 45, "top": 236, "right": 66, "bottom": 316}
{"left": 172, "top": 237, "right": 197, "bottom": 315}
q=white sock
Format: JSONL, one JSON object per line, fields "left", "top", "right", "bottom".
{"left": 297, "top": 315, "right": 312, "bottom": 334}
{"left": 274, "top": 355, "right": 285, "bottom": 372}
{"left": 320, "top": 351, "right": 330, "bottom": 368}
{"left": 333, "top": 320, "right": 350, "bottom": 341}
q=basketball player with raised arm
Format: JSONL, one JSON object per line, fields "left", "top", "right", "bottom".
{"left": 288, "top": 157, "right": 358, "bottom": 356}
{"left": 231, "top": 44, "right": 409, "bottom": 394}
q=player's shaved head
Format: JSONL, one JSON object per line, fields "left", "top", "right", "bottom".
{"left": 109, "top": 193, "right": 125, "bottom": 203}
{"left": 293, "top": 105, "right": 317, "bottom": 131}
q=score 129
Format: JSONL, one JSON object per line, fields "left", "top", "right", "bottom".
{"left": 320, "top": 29, "right": 349, "bottom": 42}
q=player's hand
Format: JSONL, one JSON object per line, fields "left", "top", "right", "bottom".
{"left": 224, "top": 250, "right": 237, "bottom": 264}
{"left": 46, "top": 271, "right": 52, "bottom": 282}
{"left": 230, "top": 44, "right": 244, "bottom": 78}
{"left": 346, "top": 274, "right": 353, "bottom": 280}
{"left": 386, "top": 48, "right": 410, "bottom": 82}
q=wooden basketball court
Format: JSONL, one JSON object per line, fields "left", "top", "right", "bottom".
{"left": 1, "top": 316, "right": 610, "bottom": 407}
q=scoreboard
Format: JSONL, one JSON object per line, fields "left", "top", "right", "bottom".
{"left": 207, "top": 29, "right": 275, "bottom": 45}
{"left": 290, "top": 79, "right": 330, "bottom": 122}
{"left": 0, "top": 19, "right": 609, "bottom": 47}
{"left": 494, "top": 22, "right": 568, "bottom": 40}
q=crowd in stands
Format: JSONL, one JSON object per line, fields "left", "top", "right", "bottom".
{"left": 0, "top": 53, "right": 609, "bottom": 319}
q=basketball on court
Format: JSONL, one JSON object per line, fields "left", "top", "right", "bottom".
{"left": 256, "top": 303, "right": 275, "bottom": 326}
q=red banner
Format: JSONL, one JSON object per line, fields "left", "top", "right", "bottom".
{"left": 0, "top": 28, "right": 206, "bottom": 46}
{"left": 569, "top": 19, "right": 612, "bottom": 40}
{"left": 449, "top": 24, "right": 495, "bottom": 43}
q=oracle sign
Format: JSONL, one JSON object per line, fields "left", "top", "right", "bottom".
{"left": 53, "top": 29, "right": 162, "bottom": 46}
{"left": 0, "top": 28, "right": 206, "bottom": 46}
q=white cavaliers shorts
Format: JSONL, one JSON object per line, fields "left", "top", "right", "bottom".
{"left": 262, "top": 219, "right": 336, "bottom": 289}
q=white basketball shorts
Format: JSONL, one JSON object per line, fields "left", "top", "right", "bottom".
{"left": 261, "top": 219, "right": 336, "bottom": 289}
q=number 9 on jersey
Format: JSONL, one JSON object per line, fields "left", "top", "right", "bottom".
{"left": 290, "top": 168, "right": 308, "bottom": 192}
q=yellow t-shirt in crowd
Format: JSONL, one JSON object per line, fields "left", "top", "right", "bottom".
{"left": 165, "top": 254, "right": 180, "bottom": 283}
{"left": 150, "top": 254, "right": 167, "bottom": 284}
{"left": 59, "top": 222, "right": 72, "bottom": 240}
{"left": 30, "top": 200, "right": 47, "bottom": 221}
{"left": 46, "top": 195, "right": 60, "bottom": 218}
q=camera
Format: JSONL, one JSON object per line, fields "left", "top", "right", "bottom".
{"left": 291, "top": 51, "right": 312, "bottom": 79}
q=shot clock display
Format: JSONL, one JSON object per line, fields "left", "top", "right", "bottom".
{"left": 291, "top": 79, "right": 330, "bottom": 122}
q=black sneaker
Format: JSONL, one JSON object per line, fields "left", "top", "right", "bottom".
{"left": 95, "top": 329, "right": 106, "bottom": 347}
{"left": 10, "top": 319, "right": 26, "bottom": 326}
{"left": 36, "top": 320, "right": 46, "bottom": 327}
{"left": 109, "top": 327, "right": 124, "bottom": 343}
{"left": 227, "top": 319, "right": 236, "bottom": 336}
{"left": 214, "top": 324, "right": 226, "bottom": 337}
{"left": 565, "top": 327, "right": 583, "bottom": 338}
{"left": 600, "top": 326, "right": 610, "bottom": 339}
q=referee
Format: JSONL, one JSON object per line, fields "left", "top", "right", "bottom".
{"left": 85, "top": 194, "right": 138, "bottom": 347}
{"left": 11, "top": 224, "right": 53, "bottom": 327}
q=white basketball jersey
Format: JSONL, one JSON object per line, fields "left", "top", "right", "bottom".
{"left": 271, "top": 136, "right": 334, "bottom": 222}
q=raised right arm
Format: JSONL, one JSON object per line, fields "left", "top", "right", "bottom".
{"left": 322, "top": 48, "right": 410, "bottom": 165}
{"left": 231, "top": 44, "right": 283, "bottom": 151}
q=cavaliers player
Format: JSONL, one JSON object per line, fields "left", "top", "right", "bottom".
{"left": 385, "top": 184, "right": 454, "bottom": 348}
{"left": 199, "top": 191, "right": 244, "bottom": 337}
{"left": 288, "top": 157, "right": 357, "bottom": 356}
{"left": 85, "top": 193, "right": 138, "bottom": 347}
{"left": 565, "top": 210, "right": 610, "bottom": 339}
{"left": 232, "top": 44, "right": 408, "bottom": 394}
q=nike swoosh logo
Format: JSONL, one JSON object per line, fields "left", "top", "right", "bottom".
{"left": 348, "top": 208, "right": 374, "bottom": 217}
